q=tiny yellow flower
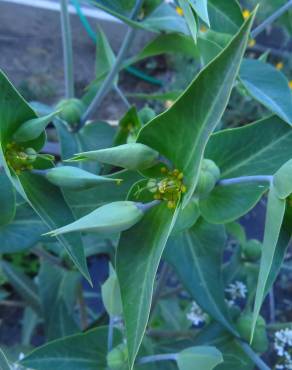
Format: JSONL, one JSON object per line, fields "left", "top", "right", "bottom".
{"left": 248, "top": 39, "right": 256, "bottom": 48}
{"left": 242, "top": 9, "right": 251, "bottom": 20}
{"left": 164, "top": 100, "right": 174, "bottom": 109}
{"left": 276, "top": 62, "right": 284, "bottom": 70}
{"left": 289, "top": 80, "right": 292, "bottom": 89}
{"left": 176, "top": 6, "right": 184, "bottom": 16}
{"left": 200, "top": 25, "right": 207, "bottom": 33}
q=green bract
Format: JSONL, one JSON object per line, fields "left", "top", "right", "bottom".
{"left": 68, "top": 143, "right": 160, "bottom": 170}
{"left": 45, "top": 166, "right": 122, "bottom": 190}
{"left": 45, "top": 201, "right": 145, "bottom": 236}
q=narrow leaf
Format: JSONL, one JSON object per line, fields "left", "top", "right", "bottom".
{"left": 188, "top": 0, "right": 210, "bottom": 26}
{"left": 208, "top": 0, "right": 243, "bottom": 34}
{"left": 0, "top": 168, "right": 15, "bottom": 226}
{"left": 137, "top": 12, "right": 256, "bottom": 208}
{"left": 179, "top": 0, "right": 198, "bottom": 43}
{"left": 273, "top": 159, "right": 292, "bottom": 199}
{"left": 251, "top": 187, "right": 286, "bottom": 341}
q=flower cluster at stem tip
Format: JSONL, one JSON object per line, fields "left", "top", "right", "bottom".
{"left": 146, "top": 167, "right": 187, "bottom": 209}
{"left": 5, "top": 142, "right": 37, "bottom": 174}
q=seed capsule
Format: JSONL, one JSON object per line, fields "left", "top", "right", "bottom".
{"left": 56, "top": 98, "right": 85, "bottom": 126}
{"left": 195, "top": 159, "right": 220, "bottom": 197}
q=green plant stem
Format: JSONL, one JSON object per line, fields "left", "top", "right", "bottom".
{"left": 269, "top": 287, "right": 275, "bottom": 323}
{"left": 136, "top": 200, "right": 161, "bottom": 213}
{"left": 60, "top": 0, "right": 74, "bottom": 98}
{"left": 268, "top": 322, "right": 292, "bottom": 331}
{"left": 137, "top": 353, "right": 178, "bottom": 365}
{"left": 218, "top": 175, "right": 273, "bottom": 187}
{"left": 251, "top": 0, "right": 292, "bottom": 39}
{"left": 81, "top": 0, "right": 143, "bottom": 125}
{"left": 114, "top": 86, "right": 131, "bottom": 109}
{"left": 107, "top": 315, "right": 115, "bottom": 352}
{"left": 239, "top": 341, "right": 271, "bottom": 370}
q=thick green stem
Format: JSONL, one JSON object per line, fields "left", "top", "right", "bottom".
{"left": 81, "top": 0, "right": 143, "bottom": 125}
{"left": 239, "top": 341, "right": 271, "bottom": 370}
{"left": 251, "top": 0, "right": 292, "bottom": 39}
{"left": 60, "top": 0, "right": 74, "bottom": 98}
{"left": 218, "top": 175, "right": 272, "bottom": 187}
{"left": 137, "top": 353, "right": 178, "bottom": 365}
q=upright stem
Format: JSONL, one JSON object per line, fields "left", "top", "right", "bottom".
{"left": 114, "top": 86, "right": 131, "bottom": 109}
{"left": 107, "top": 315, "right": 115, "bottom": 352}
{"left": 239, "top": 341, "right": 271, "bottom": 370}
{"left": 251, "top": 0, "right": 292, "bottom": 39}
{"left": 60, "top": 0, "right": 74, "bottom": 98}
{"left": 81, "top": 0, "right": 144, "bottom": 125}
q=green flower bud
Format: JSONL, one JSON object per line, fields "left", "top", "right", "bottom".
{"left": 56, "top": 98, "right": 85, "bottom": 126}
{"left": 45, "top": 201, "right": 145, "bottom": 237}
{"left": 107, "top": 344, "right": 128, "bottom": 370}
{"left": 68, "top": 143, "right": 160, "bottom": 171}
{"left": 242, "top": 239, "right": 262, "bottom": 261}
{"left": 45, "top": 166, "right": 121, "bottom": 190}
{"left": 196, "top": 159, "right": 220, "bottom": 197}
{"left": 236, "top": 313, "right": 268, "bottom": 353}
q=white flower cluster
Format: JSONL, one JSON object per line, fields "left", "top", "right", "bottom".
{"left": 225, "top": 281, "right": 247, "bottom": 306}
{"left": 186, "top": 301, "right": 207, "bottom": 326}
{"left": 275, "top": 329, "right": 292, "bottom": 369}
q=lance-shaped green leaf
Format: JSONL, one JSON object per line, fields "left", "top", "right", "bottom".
{"left": 21, "top": 326, "right": 123, "bottom": 370}
{"left": 13, "top": 111, "right": 59, "bottom": 143}
{"left": 273, "top": 159, "right": 292, "bottom": 199}
{"left": 44, "top": 166, "right": 122, "bottom": 190}
{"left": 177, "top": 346, "right": 223, "bottom": 370}
{"left": 137, "top": 11, "right": 256, "bottom": 208}
{"left": 188, "top": 0, "right": 209, "bottom": 26}
{"left": 251, "top": 186, "right": 286, "bottom": 341}
{"left": 0, "top": 348, "right": 11, "bottom": 370}
{"left": 116, "top": 202, "right": 179, "bottom": 369}
{"left": 0, "top": 168, "right": 15, "bottom": 226}
{"left": 240, "top": 59, "right": 292, "bottom": 125}
{"left": 45, "top": 201, "right": 145, "bottom": 237}
{"left": 165, "top": 219, "right": 236, "bottom": 334}
{"left": 0, "top": 69, "right": 45, "bottom": 150}
{"left": 1, "top": 260, "right": 42, "bottom": 315}
{"left": 68, "top": 143, "right": 160, "bottom": 171}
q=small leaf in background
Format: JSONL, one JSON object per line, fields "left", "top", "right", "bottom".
{"left": 45, "top": 201, "right": 144, "bottom": 236}
{"left": 138, "top": 12, "right": 256, "bottom": 208}
{"left": 0, "top": 348, "right": 11, "bottom": 370}
{"left": 69, "top": 143, "right": 160, "bottom": 171}
{"left": 13, "top": 111, "right": 59, "bottom": 143}
{"left": 114, "top": 106, "right": 142, "bottom": 146}
{"left": 21, "top": 326, "right": 123, "bottom": 370}
{"left": 188, "top": 0, "right": 210, "bottom": 26}
{"left": 177, "top": 346, "right": 223, "bottom": 370}
{"left": 165, "top": 219, "right": 235, "bottom": 334}
{"left": 251, "top": 186, "right": 286, "bottom": 341}
{"left": 178, "top": 0, "right": 198, "bottom": 43}
{"left": 38, "top": 260, "right": 80, "bottom": 340}
{"left": 1, "top": 260, "right": 42, "bottom": 315}
{"left": 101, "top": 268, "right": 123, "bottom": 316}
{"left": 208, "top": 0, "right": 243, "bottom": 34}
{"left": 240, "top": 59, "right": 292, "bottom": 125}
{"left": 273, "top": 159, "right": 292, "bottom": 199}
{"left": 0, "top": 203, "right": 48, "bottom": 254}
{"left": 0, "top": 168, "right": 16, "bottom": 226}
{"left": 45, "top": 166, "right": 121, "bottom": 190}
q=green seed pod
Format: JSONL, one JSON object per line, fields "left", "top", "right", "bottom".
{"left": 68, "top": 143, "right": 160, "bottom": 171}
{"left": 13, "top": 111, "right": 59, "bottom": 142}
{"left": 242, "top": 239, "right": 262, "bottom": 261}
{"left": 107, "top": 344, "right": 128, "bottom": 370}
{"left": 45, "top": 201, "right": 145, "bottom": 237}
{"left": 56, "top": 98, "right": 85, "bottom": 125}
{"left": 195, "top": 159, "right": 220, "bottom": 197}
{"left": 236, "top": 313, "right": 268, "bottom": 353}
{"left": 45, "top": 166, "right": 121, "bottom": 190}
